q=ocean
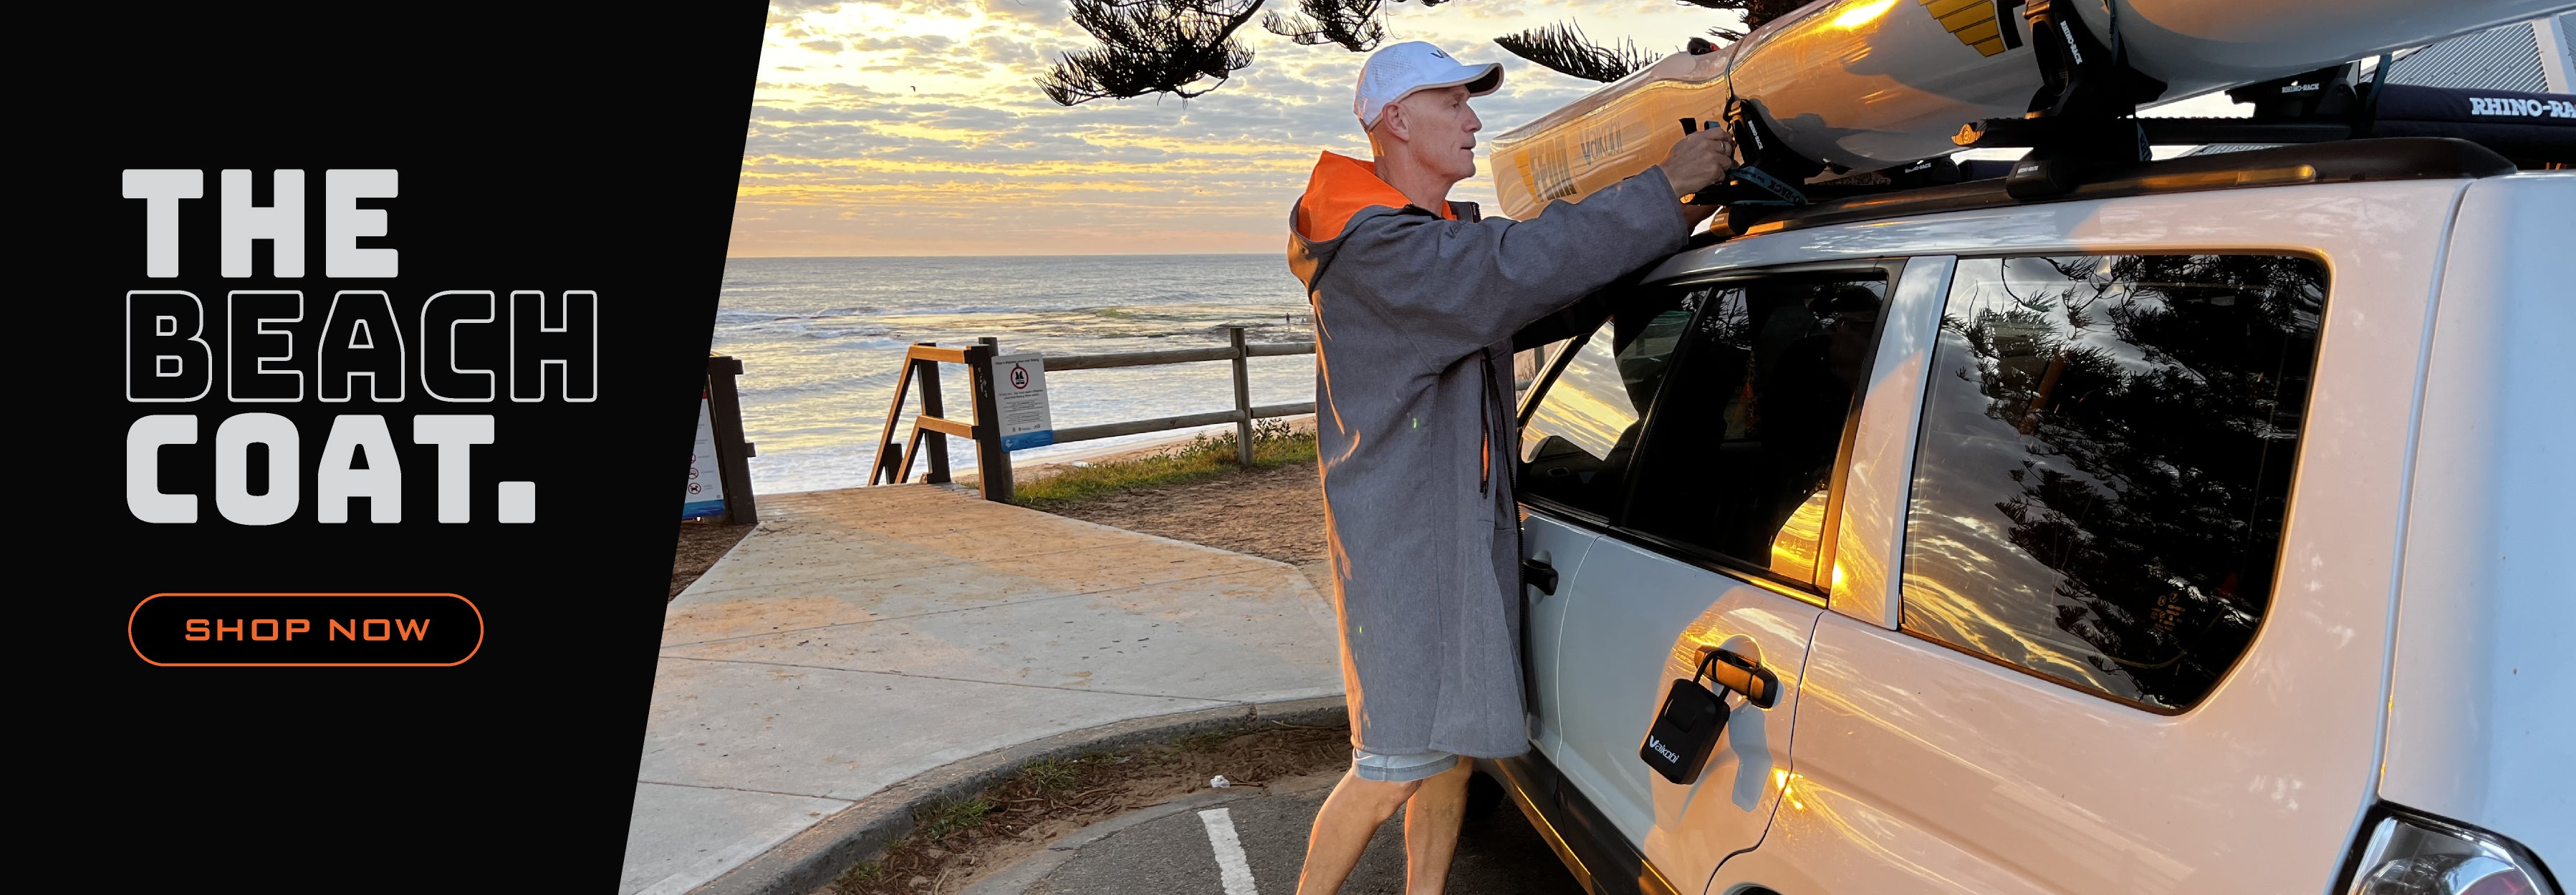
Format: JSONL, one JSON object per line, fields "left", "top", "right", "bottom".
{"left": 713, "top": 255, "right": 1317, "bottom": 495}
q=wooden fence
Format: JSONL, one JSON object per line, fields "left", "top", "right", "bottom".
{"left": 868, "top": 326, "right": 1315, "bottom": 503}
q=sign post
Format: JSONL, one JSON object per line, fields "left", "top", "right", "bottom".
{"left": 963, "top": 342, "right": 1009, "bottom": 503}
{"left": 699, "top": 354, "right": 757, "bottom": 524}
{"left": 992, "top": 353, "right": 1054, "bottom": 451}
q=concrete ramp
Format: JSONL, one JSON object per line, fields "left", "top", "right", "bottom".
{"left": 622, "top": 484, "right": 1343, "bottom": 895}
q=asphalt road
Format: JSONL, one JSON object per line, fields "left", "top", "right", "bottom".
{"left": 986, "top": 773, "right": 1587, "bottom": 895}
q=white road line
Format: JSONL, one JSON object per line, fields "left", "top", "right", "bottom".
{"left": 1198, "top": 807, "right": 1260, "bottom": 895}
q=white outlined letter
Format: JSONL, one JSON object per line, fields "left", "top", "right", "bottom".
{"left": 128, "top": 291, "right": 212, "bottom": 402}
{"left": 128, "top": 415, "right": 199, "bottom": 523}
{"left": 510, "top": 290, "right": 599, "bottom": 402}
{"left": 318, "top": 290, "right": 406, "bottom": 402}
{"left": 227, "top": 291, "right": 305, "bottom": 402}
{"left": 420, "top": 290, "right": 497, "bottom": 402}
{"left": 124, "top": 169, "right": 203, "bottom": 279}
{"left": 221, "top": 169, "right": 306, "bottom": 278}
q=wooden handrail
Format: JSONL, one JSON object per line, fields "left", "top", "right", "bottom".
{"left": 1044, "top": 342, "right": 1315, "bottom": 371}
{"left": 913, "top": 415, "right": 974, "bottom": 438}
{"left": 1050, "top": 402, "right": 1315, "bottom": 445}
{"left": 870, "top": 332, "right": 1319, "bottom": 503}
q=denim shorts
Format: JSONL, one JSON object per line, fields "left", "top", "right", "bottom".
{"left": 1352, "top": 748, "right": 1459, "bottom": 783}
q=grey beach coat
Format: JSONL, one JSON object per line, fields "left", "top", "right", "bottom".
{"left": 1286, "top": 151, "right": 1691, "bottom": 758}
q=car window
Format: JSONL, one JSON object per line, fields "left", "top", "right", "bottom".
{"left": 1623, "top": 274, "right": 1888, "bottom": 584}
{"left": 1900, "top": 254, "right": 2327, "bottom": 710}
{"left": 1517, "top": 289, "right": 1696, "bottom": 519}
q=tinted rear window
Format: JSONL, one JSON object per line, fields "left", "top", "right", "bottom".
{"left": 1900, "top": 254, "right": 2325, "bottom": 710}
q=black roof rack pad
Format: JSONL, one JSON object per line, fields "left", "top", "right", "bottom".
{"left": 2368, "top": 84, "right": 2575, "bottom": 164}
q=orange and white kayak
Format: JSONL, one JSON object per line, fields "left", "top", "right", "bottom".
{"left": 1487, "top": 0, "right": 2571, "bottom": 218}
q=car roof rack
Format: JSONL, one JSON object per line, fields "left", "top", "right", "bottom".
{"left": 1679, "top": 0, "right": 2570, "bottom": 244}
{"left": 1700, "top": 137, "right": 2518, "bottom": 244}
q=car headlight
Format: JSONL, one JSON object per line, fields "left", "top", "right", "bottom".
{"left": 2347, "top": 806, "right": 2560, "bottom": 895}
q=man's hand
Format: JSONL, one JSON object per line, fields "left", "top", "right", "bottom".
{"left": 1658, "top": 127, "right": 1736, "bottom": 201}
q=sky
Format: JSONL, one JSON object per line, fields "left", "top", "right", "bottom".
{"left": 729, "top": 0, "right": 1745, "bottom": 257}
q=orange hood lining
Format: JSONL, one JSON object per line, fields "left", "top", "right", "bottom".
{"left": 1294, "top": 152, "right": 1455, "bottom": 243}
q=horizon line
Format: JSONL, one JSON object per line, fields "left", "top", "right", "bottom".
{"left": 726, "top": 251, "right": 1276, "bottom": 261}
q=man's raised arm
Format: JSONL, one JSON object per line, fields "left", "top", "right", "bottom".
{"left": 1330, "top": 127, "right": 1734, "bottom": 368}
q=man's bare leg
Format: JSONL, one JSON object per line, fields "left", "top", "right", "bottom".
{"left": 1401, "top": 758, "right": 1474, "bottom": 895}
{"left": 1296, "top": 770, "right": 1418, "bottom": 895}
{"left": 1295, "top": 759, "right": 1477, "bottom": 895}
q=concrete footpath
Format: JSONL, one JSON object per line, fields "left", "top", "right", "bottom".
{"left": 622, "top": 483, "right": 1345, "bottom": 895}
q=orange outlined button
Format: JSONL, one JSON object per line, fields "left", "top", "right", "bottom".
{"left": 129, "top": 593, "right": 484, "bottom": 667}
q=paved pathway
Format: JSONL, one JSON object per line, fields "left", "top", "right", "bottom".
{"left": 622, "top": 484, "right": 1344, "bottom": 895}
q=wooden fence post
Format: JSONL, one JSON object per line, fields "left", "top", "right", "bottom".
{"left": 916, "top": 342, "right": 950, "bottom": 484}
{"left": 706, "top": 354, "right": 759, "bottom": 526}
{"left": 1228, "top": 326, "right": 1254, "bottom": 468}
{"left": 964, "top": 339, "right": 1012, "bottom": 503}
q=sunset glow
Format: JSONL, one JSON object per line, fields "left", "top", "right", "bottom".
{"left": 734, "top": 0, "right": 1744, "bottom": 256}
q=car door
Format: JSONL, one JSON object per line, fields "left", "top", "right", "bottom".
{"left": 1515, "top": 333, "right": 1600, "bottom": 763}
{"left": 1721, "top": 242, "right": 2434, "bottom": 895}
{"left": 1539, "top": 263, "right": 1902, "bottom": 894}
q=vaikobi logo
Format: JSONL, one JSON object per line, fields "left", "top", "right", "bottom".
{"left": 121, "top": 168, "right": 598, "bottom": 527}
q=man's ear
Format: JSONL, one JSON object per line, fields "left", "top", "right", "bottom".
{"left": 1379, "top": 100, "right": 1409, "bottom": 143}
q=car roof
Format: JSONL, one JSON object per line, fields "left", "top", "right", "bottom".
{"left": 1695, "top": 137, "right": 2517, "bottom": 247}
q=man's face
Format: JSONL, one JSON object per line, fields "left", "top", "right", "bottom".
{"left": 1390, "top": 85, "right": 1481, "bottom": 180}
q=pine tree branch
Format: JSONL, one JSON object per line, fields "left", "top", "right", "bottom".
{"left": 1494, "top": 20, "right": 1658, "bottom": 83}
{"left": 1673, "top": 0, "right": 1811, "bottom": 41}
{"left": 1039, "top": 0, "right": 1268, "bottom": 105}
{"left": 1260, "top": 0, "right": 1385, "bottom": 52}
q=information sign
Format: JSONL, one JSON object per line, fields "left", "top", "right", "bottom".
{"left": 991, "top": 354, "right": 1054, "bottom": 451}
{"left": 682, "top": 396, "right": 726, "bottom": 519}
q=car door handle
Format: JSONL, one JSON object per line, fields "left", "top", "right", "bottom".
{"left": 1699, "top": 637, "right": 1781, "bottom": 709}
{"left": 1522, "top": 558, "right": 1557, "bottom": 596}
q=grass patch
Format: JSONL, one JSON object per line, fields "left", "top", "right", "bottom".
{"left": 1017, "top": 758, "right": 1081, "bottom": 793}
{"left": 915, "top": 796, "right": 995, "bottom": 842}
{"left": 833, "top": 862, "right": 885, "bottom": 889}
{"left": 1012, "top": 419, "right": 1316, "bottom": 509}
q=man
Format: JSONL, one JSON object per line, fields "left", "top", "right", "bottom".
{"left": 1286, "top": 39, "right": 1735, "bottom": 895}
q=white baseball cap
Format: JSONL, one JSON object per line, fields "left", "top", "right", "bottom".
{"left": 1354, "top": 41, "right": 1503, "bottom": 130}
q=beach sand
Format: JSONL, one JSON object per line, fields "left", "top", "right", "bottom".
{"left": 671, "top": 417, "right": 1330, "bottom": 599}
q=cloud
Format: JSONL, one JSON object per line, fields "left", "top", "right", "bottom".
{"left": 980, "top": 0, "right": 1068, "bottom": 26}
{"left": 845, "top": 0, "right": 983, "bottom": 16}
{"left": 970, "top": 34, "right": 1044, "bottom": 67}
{"left": 733, "top": 0, "right": 1727, "bottom": 256}
{"left": 850, "top": 34, "right": 958, "bottom": 51}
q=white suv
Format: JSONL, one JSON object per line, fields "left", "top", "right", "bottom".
{"left": 1496, "top": 137, "right": 2571, "bottom": 895}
